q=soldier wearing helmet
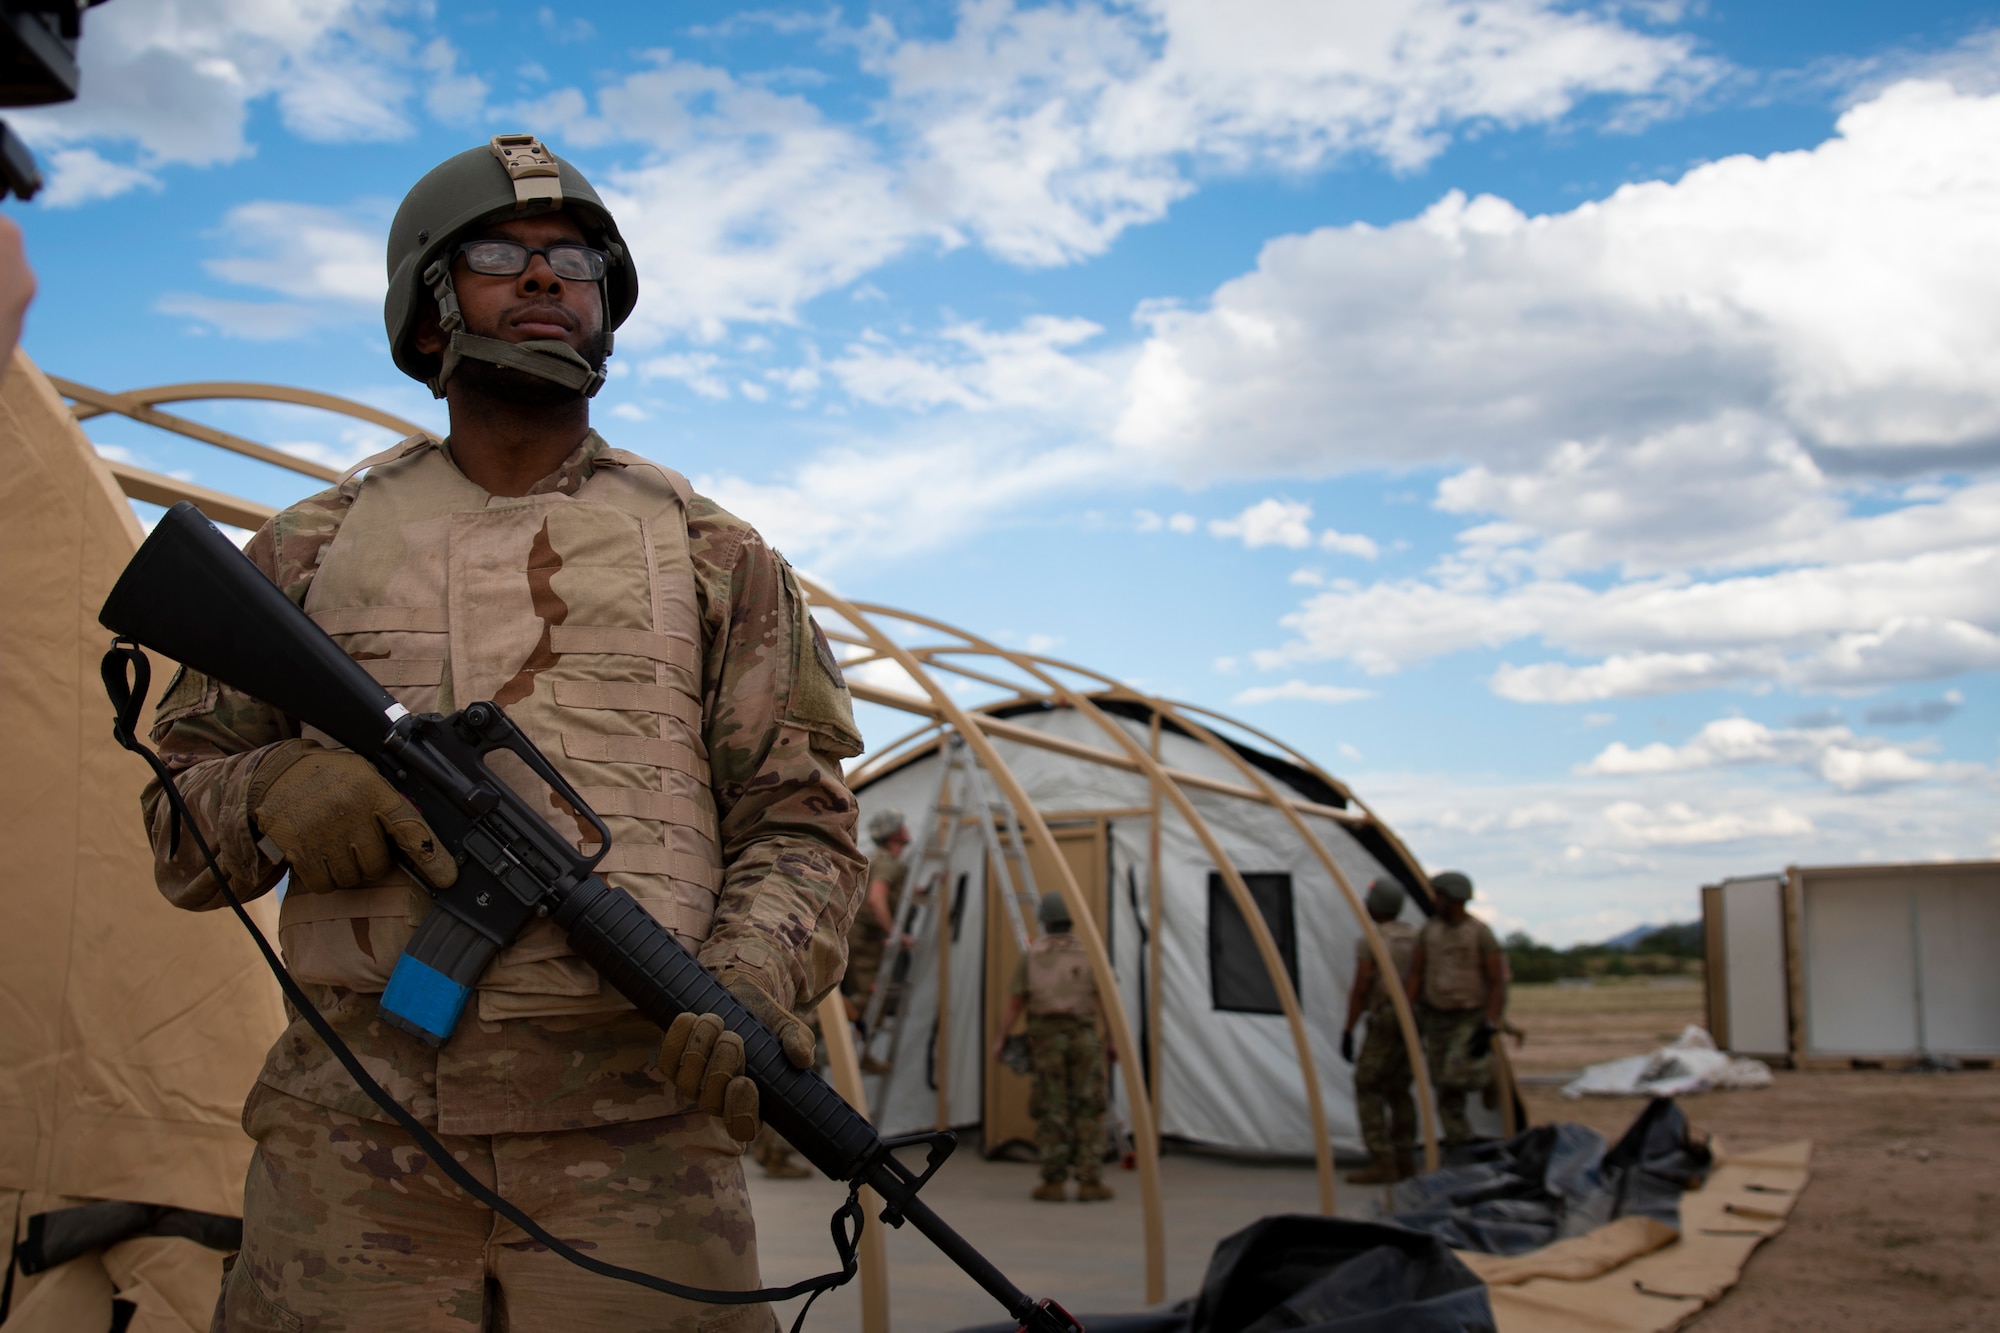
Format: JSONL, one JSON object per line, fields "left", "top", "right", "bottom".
{"left": 990, "top": 891, "right": 1114, "bottom": 1202}
{"left": 1340, "top": 878, "right": 1420, "bottom": 1184}
{"left": 138, "top": 136, "right": 867, "bottom": 1331}
{"left": 1405, "top": 870, "right": 1507, "bottom": 1150}
{"left": 842, "top": 809, "right": 915, "bottom": 1047}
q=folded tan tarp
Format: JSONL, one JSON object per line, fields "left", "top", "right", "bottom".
{"left": 1461, "top": 1139, "right": 1813, "bottom": 1333}
{"left": 0, "top": 350, "right": 288, "bottom": 1330}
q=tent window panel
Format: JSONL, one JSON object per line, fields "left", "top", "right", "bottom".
{"left": 1207, "top": 872, "right": 1300, "bottom": 1014}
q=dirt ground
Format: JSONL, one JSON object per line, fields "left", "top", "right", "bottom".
{"left": 1509, "top": 980, "right": 2000, "bottom": 1333}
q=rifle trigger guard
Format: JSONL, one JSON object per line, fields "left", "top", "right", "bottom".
{"left": 873, "top": 1130, "right": 957, "bottom": 1228}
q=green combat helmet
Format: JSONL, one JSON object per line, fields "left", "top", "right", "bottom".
{"left": 1037, "top": 890, "right": 1071, "bottom": 930}
{"left": 1431, "top": 871, "right": 1473, "bottom": 903}
{"left": 1365, "top": 877, "right": 1405, "bottom": 920}
{"left": 867, "top": 809, "right": 906, "bottom": 844}
{"left": 385, "top": 133, "right": 638, "bottom": 399}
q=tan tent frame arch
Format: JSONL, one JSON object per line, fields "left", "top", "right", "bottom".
{"left": 823, "top": 619, "right": 1441, "bottom": 1185}
{"left": 57, "top": 374, "right": 1451, "bottom": 1322}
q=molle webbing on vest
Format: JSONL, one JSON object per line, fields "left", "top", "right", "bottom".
{"left": 294, "top": 438, "right": 727, "bottom": 1017}
{"left": 575, "top": 786, "right": 719, "bottom": 838}
{"left": 548, "top": 624, "right": 699, "bottom": 674}
{"left": 595, "top": 845, "right": 724, "bottom": 885}
{"left": 311, "top": 606, "right": 450, "bottom": 635}
{"left": 553, "top": 679, "right": 703, "bottom": 728}
{"left": 359, "top": 658, "right": 445, "bottom": 687}
{"left": 563, "top": 731, "right": 706, "bottom": 778}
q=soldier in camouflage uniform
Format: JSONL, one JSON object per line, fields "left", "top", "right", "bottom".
{"left": 1405, "top": 871, "right": 1507, "bottom": 1151}
{"left": 842, "top": 811, "right": 912, "bottom": 1046}
{"left": 991, "top": 893, "right": 1112, "bottom": 1202}
{"left": 139, "top": 136, "right": 866, "bottom": 1332}
{"left": 1339, "top": 879, "right": 1419, "bottom": 1184}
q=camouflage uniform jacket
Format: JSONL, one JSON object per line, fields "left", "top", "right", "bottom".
{"left": 141, "top": 431, "right": 868, "bottom": 1136}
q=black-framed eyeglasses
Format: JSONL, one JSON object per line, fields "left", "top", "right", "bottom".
{"left": 455, "top": 239, "right": 608, "bottom": 283}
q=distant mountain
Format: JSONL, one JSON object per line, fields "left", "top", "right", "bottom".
{"left": 1602, "top": 922, "right": 1699, "bottom": 951}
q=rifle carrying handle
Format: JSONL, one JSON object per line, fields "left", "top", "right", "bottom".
{"left": 553, "top": 876, "right": 883, "bottom": 1183}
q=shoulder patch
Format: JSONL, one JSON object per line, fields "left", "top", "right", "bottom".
{"left": 153, "top": 663, "right": 219, "bottom": 730}
{"left": 786, "top": 583, "right": 863, "bottom": 760}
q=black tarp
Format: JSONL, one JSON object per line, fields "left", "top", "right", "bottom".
{"left": 1386, "top": 1097, "right": 1711, "bottom": 1255}
{"left": 951, "top": 1217, "right": 1492, "bottom": 1333}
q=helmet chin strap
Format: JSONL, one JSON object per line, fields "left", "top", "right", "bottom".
{"left": 422, "top": 258, "right": 611, "bottom": 399}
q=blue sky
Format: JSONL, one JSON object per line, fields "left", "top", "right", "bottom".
{"left": 19, "top": 1, "right": 2000, "bottom": 942}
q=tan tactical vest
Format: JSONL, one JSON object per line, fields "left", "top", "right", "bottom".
{"left": 1361, "top": 919, "right": 1418, "bottom": 1013}
{"left": 1024, "top": 932, "right": 1097, "bottom": 1018}
{"left": 279, "top": 437, "right": 723, "bottom": 1021}
{"left": 1420, "top": 915, "right": 1493, "bottom": 1011}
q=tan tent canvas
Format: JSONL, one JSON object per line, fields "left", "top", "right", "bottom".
{"left": 0, "top": 351, "right": 287, "bottom": 1329}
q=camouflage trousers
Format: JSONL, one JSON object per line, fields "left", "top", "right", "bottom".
{"left": 214, "top": 1083, "right": 774, "bottom": 1333}
{"left": 1420, "top": 1006, "right": 1491, "bottom": 1146}
{"left": 1026, "top": 1016, "right": 1105, "bottom": 1187}
{"left": 1353, "top": 1010, "right": 1417, "bottom": 1160}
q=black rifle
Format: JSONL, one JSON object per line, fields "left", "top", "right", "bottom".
{"left": 100, "top": 500, "right": 1082, "bottom": 1333}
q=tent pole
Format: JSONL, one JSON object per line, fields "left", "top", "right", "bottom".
{"left": 1147, "top": 710, "right": 1165, "bottom": 1124}
{"left": 839, "top": 601, "right": 1334, "bottom": 1221}
{"left": 818, "top": 992, "right": 890, "bottom": 1333}
{"left": 800, "top": 585, "right": 1170, "bottom": 1307}
{"left": 1148, "top": 700, "right": 1442, "bottom": 1176}
{"left": 935, "top": 803, "right": 954, "bottom": 1133}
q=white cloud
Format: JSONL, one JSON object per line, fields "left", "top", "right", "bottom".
{"left": 155, "top": 294, "right": 322, "bottom": 340}
{"left": 1231, "top": 680, "right": 1372, "bottom": 705}
{"left": 1167, "top": 512, "right": 1198, "bottom": 534}
{"left": 1493, "top": 650, "right": 1768, "bottom": 702}
{"left": 690, "top": 426, "right": 1119, "bottom": 568}
{"left": 1602, "top": 800, "right": 1815, "bottom": 847}
{"left": 1582, "top": 714, "right": 1965, "bottom": 793}
{"left": 1210, "top": 498, "right": 1313, "bottom": 548}
{"left": 641, "top": 353, "right": 730, "bottom": 400}
{"left": 830, "top": 316, "right": 1111, "bottom": 413}
{"left": 15, "top": 1, "right": 453, "bottom": 202}
{"left": 1271, "top": 550, "right": 2000, "bottom": 685}
{"left": 36, "top": 148, "right": 159, "bottom": 208}
{"left": 1863, "top": 690, "right": 1963, "bottom": 727}
{"left": 528, "top": 53, "right": 938, "bottom": 342}
{"left": 421, "top": 37, "right": 489, "bottom": 123}
{"left": 1364, "top": 760, "right": 1996, "bottom": 944}
{"left": 869, "top": 0, "right": 1711, "bottom": 265}
{"left": 204, "top": 202, "right": 384, "bottom": 305}
{"left": 1115, "top": 80, "right": 2000, "bottom": 474}
{"left": 1318, "top": 528, "right": 1378, "bottom": 559}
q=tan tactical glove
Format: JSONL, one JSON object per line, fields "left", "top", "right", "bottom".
{"left": 659, "top": 977, "right": 816, "bottom": 1144}
{"left": 248, "top": 739, "right": 458, "bottom": 895}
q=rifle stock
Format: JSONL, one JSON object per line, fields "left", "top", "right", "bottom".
{"left": 101, "top": 502, "right": 1081, "bottom": 1333}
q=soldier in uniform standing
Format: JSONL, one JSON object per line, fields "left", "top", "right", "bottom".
{"left": 1339, "top": 878, "right": 1419, "bottom": 1184}
{"left": 843, "top": 811, "right": 911, "bottom": 1021}
{"left": 991, "top": 892, "right": 1114, "bottom": 1203}
{"left": 1405, "top": 871, "right": 1507, "bottom": 1151}
{"left": 139, "top": 136, "right": 866, "bottom": 1332}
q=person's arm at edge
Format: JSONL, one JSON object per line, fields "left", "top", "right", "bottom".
{"left": 1483, "top": 928, "right": 1508, "bottom": 1025}
{"left": 991, "top": 994, "right": 1028, "bottom": 1061}
{"left": 689, "top": 504, "right": 868, "bottom": 1017}
{"left": 1344, "top": 956, "right": 1375, "bottom": 1038}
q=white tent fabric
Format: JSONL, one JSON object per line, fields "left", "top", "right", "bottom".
{"left": 1562, "top": 1026, "right": 1774, "bottom": 1099}
{"left": 851, "top": 704, "right": 1493, "bottom": 1157}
